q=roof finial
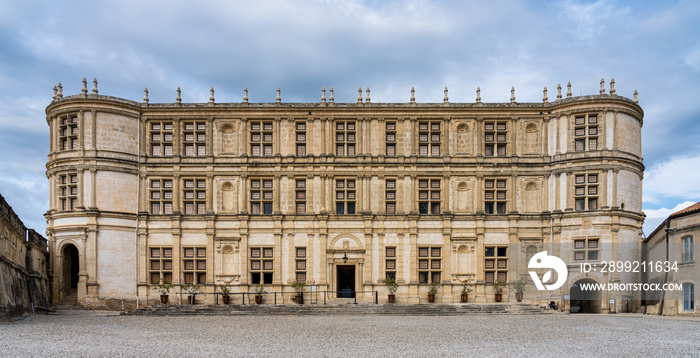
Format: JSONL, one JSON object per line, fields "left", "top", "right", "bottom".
{"left": 92, "top": 78, "right": 98, "bottom": 95}
{"left": 610, "top": 78, "right": 616, "bottom": 96}
{"left": 143, "top": 87, "right": 149, "bottom": 103}
{"left": 357, "top": 87, "right": 363, "bottom": 103}
{"left": 321, "top": 87, "right": 326, "bottom": 103}
{"left": 556, "top": 84, "right": 562, "bottom": 101}
{"left": 52, "top": 85, "right": 58, "bottom": 102}
{"left": 209, "top": 87, "right": 215, "bottom": 104}
{"left": 543, "top": 86, "right": 548, "bottom": 103}
{"left": 329, "top": 87, "right": 335, "bottom": 103}
{"left": 81, "top": 77, "right": 88, "bottom": 96}
{"left": 443, "top": 87, "right": 449, "bottom": 104}
{"left": 600, "top": 78, "right": 605, "bottom": 94}
{"left": 510, "top": 86, "right": 516, "bottom": 104}
{"left": 57, "top": 82, "right": 63, "bottom": 98}
{"left": 476, "top": 86, "right": 482, "bottom": 104}
{"left": 243, "top": 87, "right": 248, "bottom": 103}
{"left": 366, "top": 87, "right": 371, "bottom": 103}
{"left": 410, "top": 86, "right": 415, "bottom": 103}
{"left": 276, "top": 87, "right": 281, "bottom": 103}
{"left": 566, "top": 81, "right": 572, "bottom": 98}
{"left": 176, "top": 87, "right": 182, "bottom": 104}
{"left": 633, "top": 90, "right": 638, "bottom": 103}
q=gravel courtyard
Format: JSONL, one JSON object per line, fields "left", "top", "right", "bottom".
{"left": 1, "top": 311, "right": 698, "bottom": 357}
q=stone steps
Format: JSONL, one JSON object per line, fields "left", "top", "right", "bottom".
{"left": 123, "top": 303, "right": 558, "bottom": 316}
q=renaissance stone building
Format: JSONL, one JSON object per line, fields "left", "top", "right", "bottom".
{"left": 45, "top": 79, "right": 644, "bottom": 312}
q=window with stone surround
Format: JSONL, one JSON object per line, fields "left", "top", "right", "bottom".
{"left": 335, "top": 178, "right": 356, "bottom": 215}
{"left": 418, "top": 247, "right": 441, "bottom": 283}
{"left": 574, "top": 114, "right": 599, "bottom": 151}
{"left": 386, "top": 121, "right": 397, "bottom": 157}
{"left": 485, "top": 246, "right": 507, "bottom": 283}
{"left": 484, "top": 121, "right": 507, "bottom": 157}
{"left": 335, "top": 120, "right": 356, "bottom": 156}
{"left": 58, "top": 173, "right": 78, "bottom": 211}
{"left": 484, "top": 179, "right": 507, "bottom": 214}
{"left": 683, "top": 283, "right": 695, "bottom": 311}
{"left": 182, "top": 247, "right": 206, "bottom": 284}
{"left": 385, "top": 179, "right": 397, "bottom": 214}
{"left": 385, "top": 247, "right": 396, "bottom": 281}
{"left": 296, "top": 247, "right": 306, "bottom": 283}
{"left": 149, "top": 179, "right": 173, "bottom": 215}
{"left": 149, "top": 121, "right": 173, "bottom": 156}
{"left": 182, "top": 178, "right": 206, "bottom": 215}
{"left": 418, "top": 179, "right": 441, "bottom": 214}
{"left": 183, "top": 121, "right": 206, "bottom": 157}
{"left": 296, "top": 121, "right": 306, "bottom": 156}
{"left": 574, "top": 173, "right": 598, "bottom": 211}
{"left": 250, "top": 178, "right": 273, "bottom": 215}
{"left": 682, "top": 236, "right": 694, "bottom": 263}
{"left": 574, "top": 238, "right": 599, "bottom": 261}
{"left": 295, "top": 179, "right": 306, "bottom": 214}
{"left": 250, "top": 121, "right": 273, "bottom": 157}
{"left": 250, "top": 247, "right": 274, "bottom": 284}
{"left": 149, "top": 247, "right": 173, "bottom": 284}
{"left": 418, "top": 121, "right": 440, "bottom": 157}
{"left": 59, "top": 115, "right": 79, "bottom": 151}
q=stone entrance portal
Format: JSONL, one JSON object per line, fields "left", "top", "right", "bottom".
{"left": 337, "top": 265, "right": 355, "bottom": 298}
{"left": 570, "top": 278, "right": 602, "bottom": 313}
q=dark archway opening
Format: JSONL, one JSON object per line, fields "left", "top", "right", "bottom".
{"left": 570, "top": 278, "right": 602, "bottom": 313}
{"left": 62, "top": 244, "right": 79, "bottom": 290}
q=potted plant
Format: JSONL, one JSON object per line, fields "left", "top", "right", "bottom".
{"left": 460, "top": 278, "right": 473, "bottom": 303}
{"left": 253, "top": 284, "right": 266, "bottom": 304}
{"left": 152, "top": 278, "right": 173, "bottom": 304}
{"left": 183, "top": 283, "right": 200, "bottom": 305}
{"left": 291, "top": 281, "right": 305, "bottom": 304}
{"left": 492, "top": 280, "right": 506, "bottom": 302}
{"left": 218, "top": 279, "right": 233, "bottom": 304}
{"left": 427, "top": 282, "right": 439, "bottom": 303}
{"left": 512, "top": 278, "right": 526, "bottom": 302}
{"left": 385, "top": 277, "right": 399, "bottom": 303}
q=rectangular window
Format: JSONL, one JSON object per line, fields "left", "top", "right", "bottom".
{"left": 250, "top": 247, "right": 273, "bottom": 284}
{"left": 149, "top": 179, "right": 173, "bottom": 215}
{"left": 335, "top": 179, "right": 356, "bottom": 215}
{"left": 418, "top": 121, "right": 440, "bottom": 157}
{"left": 296, "top": 179, "right": 306, "bottom": 214}
{"left": 295, "top": 247, "right": 307, "bottom": 283}
{"left": 386, "top": 121, "right": 397, "bottom": 157}
{"left": 683, "top": 283, "right": 695, "bottom": 311}
{"left": 250, "top": 179, "right": 274, "bottom": 215}
{"left": 385, "top": 179, "right": 397, "bottom": 214}
{"left": 250, "top": 120, "right": 274, "bottom": 157}
{"left": 418, "top": 246, "right": 441, "bottom": 283}
{"left": 149, "top": 121, "right": 173, "bottom": 156}
{"left": 58, "top": 173, "right": 78, "bottom": 211}
{"left": 59, "top": 115, "right": 79, "bottom": 151}
{"left": 574, "top": 173, "right": 599, "bottom": 211}
{"left": 149, "top": 247, "right": 173, "bottom": 284}
{"left": 182, "top": 178, "right": 206, "bottom": 215}
{"left": 484, "top": 179, "right": 507, "bottom": 214}
{"left": 385, "top": 246, "right": 396, "bottom": 280}
{"left": 182, "top": 247, "right": 206, "bottom": 284}
{"left": 574, "top": 114, "right": 599, "bottom": 152}
{"left": 295, "top": 121, "right": 306, "bottom": 157}
{"left": 682, "top": 236, "right": 694, "bottom": 263}
{"left": 418, "top": 179, "right": 440, "bottom": 214}
{"left": 484, "top": 246, "right": 507, "bottom": 283}
{"left": 573, "top": 238, "right": 600, "bottom": 262}
{"left": 335, "top": 120, "right": 356, "bottom": 157}
{"left": 182, "top": 121, "right": 206, "bottom": 157}
{"left": 484, "top": 121, "right": 507, "bottom": 156}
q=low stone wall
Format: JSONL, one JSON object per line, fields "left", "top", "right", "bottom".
{"left": 0, "top": 255, "right": 49, "bottom": 319}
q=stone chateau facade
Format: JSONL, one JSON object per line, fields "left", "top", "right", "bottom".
{"left": 45, "top": 79, "right": 644, "bottom": 312}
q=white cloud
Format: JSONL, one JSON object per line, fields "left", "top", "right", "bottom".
{"left": 642, "top": 201, "right": 696, "bottom": 237}
{"left": 643, "top": 154, "right": 700, "bottom": 205}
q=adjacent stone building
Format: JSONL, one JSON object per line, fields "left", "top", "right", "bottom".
{"left": 0, "top": 194, "right": 50, "bottom": 319}
{"left": 643, "top": 202, "right": 698, "bottom": 316}
{"left": 45, "top": 79, "right": 644, "bottom": 312}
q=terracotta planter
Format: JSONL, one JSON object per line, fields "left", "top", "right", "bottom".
{"left": 160, "top": 295, "right": 169, "bottom": 304}
{"left": 515, "top": 292, "right": 523, "bottom": 302}
{"left": 494, "top": 293, "right": 502, "bottom": 302}
{"left": 388, "top": 294, "right": 395, "bottom": 303}
{"left": 428, "top": 294, "right": 435, "bottom": 303}
{"left": 222, "top": 295, "right": 230, "bottom": 304}
{"left": 255, "top": 295, "right": 263, "bottom": 304}
{"left": 460, "top": 294, "right": 468, "bottom": 303}
{"left": 188, "top": 295, "right": 196, "bottom": 305}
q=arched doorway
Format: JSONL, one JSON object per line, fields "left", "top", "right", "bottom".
{"left": 61, "top": 244, "right": 80, "bottom": 301}
{"left": 570, "top": 278, "right": 602, "bottom": 313}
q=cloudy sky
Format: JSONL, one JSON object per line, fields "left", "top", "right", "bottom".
{"left": 0, "top": 0, "right": 698, "bottom": 236}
